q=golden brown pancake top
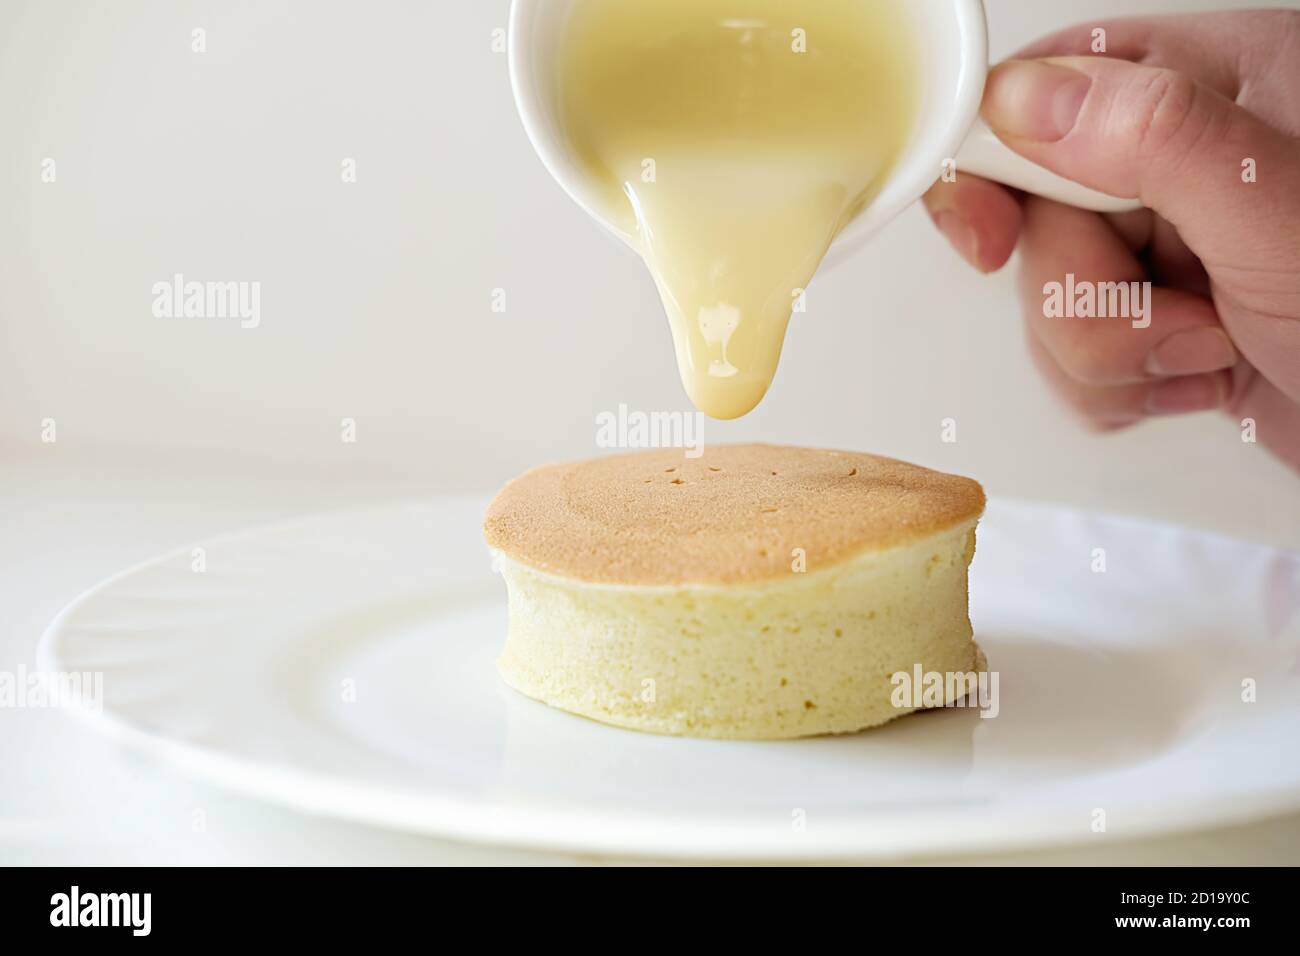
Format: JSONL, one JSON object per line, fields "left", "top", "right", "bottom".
{"left": 484, "top": 444, "right": 985, "bottom": 586}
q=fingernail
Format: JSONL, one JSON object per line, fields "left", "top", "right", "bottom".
{"left": 934, "top": 210, "right": 981, "bottom": 269}
{"left": 1144, "top": 373, "right": 1229, "bottom": 415}
{"left": 983, "top": 60, "right": 1093, "bottom": 142}
{"left": 1144, "top": 328, "right": 1237, "bottom": 376}
{"left": 1087, "top": 415, "right": 1143, "bottom": 434}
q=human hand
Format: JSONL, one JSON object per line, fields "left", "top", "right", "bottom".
{"left": 923, "top": 11, "right": 1300, "bottom": 471}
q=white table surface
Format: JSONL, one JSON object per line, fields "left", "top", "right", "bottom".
{"left": 3, "top": 448, "right": 1298, "bottom": 866}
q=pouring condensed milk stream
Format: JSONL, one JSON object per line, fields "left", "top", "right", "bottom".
{"left": 558, "top": 0, "right": 917, "bottom": 420}
{"left": 514, "top": 0, "right": 1141, "bottom": 420}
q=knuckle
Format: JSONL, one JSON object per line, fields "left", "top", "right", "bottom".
{"left": 1049, "top": 377, "right": 1136, "bottom": 433}
{"left": 1077, "top": 414, "right": 1137, "bottom": 436}
{"left": 1122, "top": 68, "right": 1203, "bottom": 162}
{"left": 1051, "top": 329, "right": 1121, "bottom": 386}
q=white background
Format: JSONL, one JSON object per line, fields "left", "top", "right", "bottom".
{"left": 1, "top": 0, "right": 1297, "bottom": 864}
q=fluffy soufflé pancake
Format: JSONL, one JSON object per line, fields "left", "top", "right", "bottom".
{"left": 484, "top": 445, "right": 988, "bottom": 739}
{"left": 483, "top": 444, "right": 986, "bottom": 587}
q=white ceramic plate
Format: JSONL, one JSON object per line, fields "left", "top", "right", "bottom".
{"left": 38, "top": 497, "right": 1300, "bottom": 860}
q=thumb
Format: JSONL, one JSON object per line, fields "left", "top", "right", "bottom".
{"left": 981, "top": 56, "right": 1300, "bottom": 273}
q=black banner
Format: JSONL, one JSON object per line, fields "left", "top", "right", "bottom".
{"left": 0, "top": 866, "right": 1278, "bottom": 942}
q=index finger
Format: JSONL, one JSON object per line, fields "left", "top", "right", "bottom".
{"left": 1014, "top": 12, "right": 1250, "bottom": 99}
